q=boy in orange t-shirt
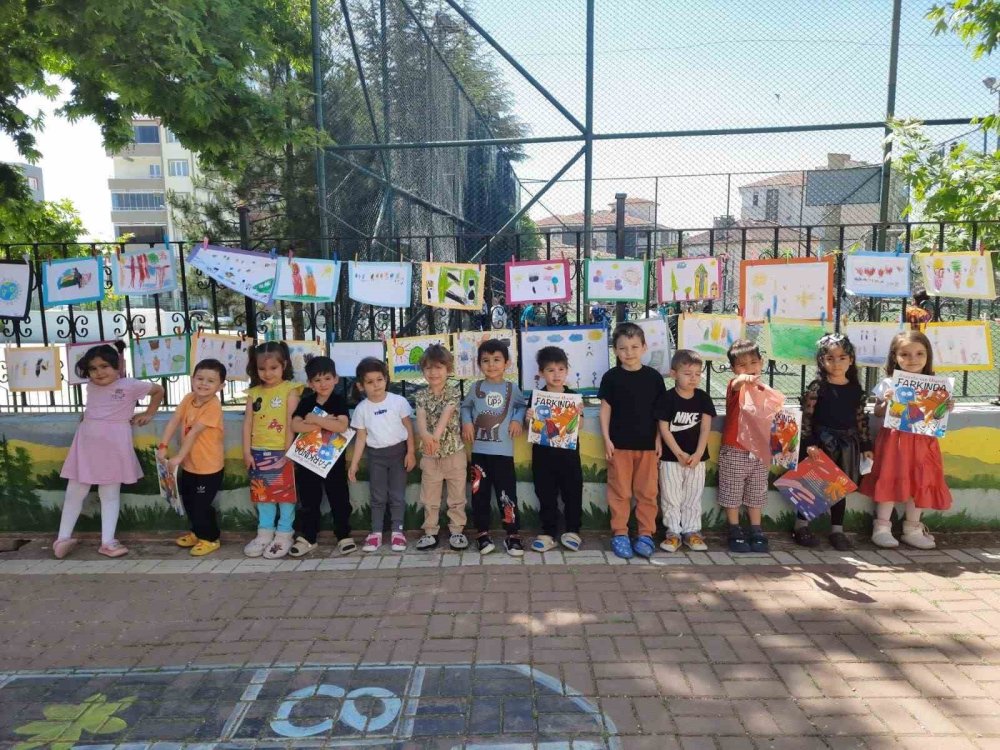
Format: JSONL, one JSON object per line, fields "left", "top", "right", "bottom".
{"left": 157, "top": 359, "right": 227, "bottom": 555}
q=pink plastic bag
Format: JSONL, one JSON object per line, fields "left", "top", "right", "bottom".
{"left": 738, "top": 382, "right": 786, "bottom": 464}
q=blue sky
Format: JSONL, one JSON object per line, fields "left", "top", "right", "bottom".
{"left": 1, "top": 0, "right": 996, "bottom": 238}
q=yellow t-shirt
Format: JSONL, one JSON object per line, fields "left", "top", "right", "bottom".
{"left": 247, "top": 380, "right": 302, "bottom": 450}
{"left": 176, "top": 394, "right": 225, "bottom": 475}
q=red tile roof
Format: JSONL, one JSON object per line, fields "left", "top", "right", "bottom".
{"left": 740, "top": 172, "right": 805, "bottom": 189}
{"left": 536, "top": 210, "right": 665, "bottom": 229}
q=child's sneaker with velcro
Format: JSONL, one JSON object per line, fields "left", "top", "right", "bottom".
{"left": 362, "top": 532, "right": 382, "bottom": 552}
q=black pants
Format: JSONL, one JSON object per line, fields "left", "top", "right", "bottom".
{"left": 294, "top": 463, "right": 351, "bottom": 543}
{"left": 470, "top": 453, "right": 519, "bottom": 535}
{"left": 532, "top": 445, "right": 583, "bottom": 537}
{"left": 179, "top": 469, "right": 224, "bottom": 542}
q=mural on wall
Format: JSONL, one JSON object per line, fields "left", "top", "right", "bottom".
{"left": 0, "top": 259, "right": 33, "bottom": 321}
{"left": 420, "top": 262, "right": 484, "bottom": 311}
{"left": 676, "top": 313, "right": 744, "bottom": 362}
{"left": 740, "top": 257, "right": 833, "bottom": 323}
{"left": 657, "top": 257, "right": 722, "bottom": 302}
{"left": 347, "top": 262, "right": 412, "bottom": 307}
{"left": 41, "top": 256, "right": 105, "bottom": 307}
{"left": 917, "top": 251, "right": 996, "bottom": 300}
{"left": 453, "top": 329, "right": 518, "bottom": 381}
{"left": 112, "top": 248, "right": 178, "bottom": 295}
{"left": 273, "top": 258, "right": 341, "bottom": 303}
{"left": 518, "top": 325, "right": 610, "bottom": 393}
{"left": 843, "top": 251, "right": 911, "bottom": 298}
{"left": 924, "top": 321, "right": 994, "bottom": 371}
{"left": 386, "top": 334, "right": 451, "bottom": 381}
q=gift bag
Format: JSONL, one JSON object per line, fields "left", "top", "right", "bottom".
{"left": 738, "top": 382, "right": 786, "bottom": 464}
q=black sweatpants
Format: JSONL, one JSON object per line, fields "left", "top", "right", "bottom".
{"left": 470, "top": 453, "right": 519, "bottom": 535}
{"left": 532, "top": 445, "right": 583, "bottom": 537}
{"left": 294, "top": 462, "right": 352, "bottom": 543}
{"left": 179, "top": 469, "right": 224, "bottom": 542}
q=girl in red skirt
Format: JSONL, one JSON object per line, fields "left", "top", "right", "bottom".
{"left": 861, "top": 330, "right": 952, "bottom": 550}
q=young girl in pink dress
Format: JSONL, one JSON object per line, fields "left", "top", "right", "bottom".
{"left": 53, "top": 342, "right": 164, "bottom": 559}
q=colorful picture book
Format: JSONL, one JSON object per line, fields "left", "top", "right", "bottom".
{"left": 348, "top": 262, "right": 412, "bottom": 307}
{"left": 453, "top": 329, "right": 518, "bottom": 381}
{"left": 585, "top": 259, "right": 647, "bottom": 302}
{"left": 273, "top": 257, "right": 341, "bottom": 303}
{"left": 387, "top": 334, "right": 451, "bottom": 381}
{"left": 923, "top": 321, "right": 994, "bottom": 372}
{"left": 190, "top": 332, "right": 250, "bottom": 381}
{"left": 843, "top": 251, "right": 911, "bottom": 298}
{"left": 771, "top": 408, "right": 802, "bottom": 470}
{"left": 187, "top": 243, "right": 277, "bottom": 305}
{"left": 112, "top": 248, "right": 178, "bottom": 295}
{"left": 519, "top": 325, "right": 610, "bottom": 393}
{"left": 0, "top": 259, "right": 33, "bottom": 320}
{"left": 41, "top": 256, "right": 105, "bottom": 307}
{"left": 156, "top": 454, "right": 183, "bottom": 514}
{"left": 885, "top": 371, "right": 954, "bottom": 438}
{"left": 917, "top": 251, "right": 996, "bottom": 300}
{"left": 527, "top": 390, "right": 583, "bottom": 450}
{"left": 657, "top": 257, "right": 722, "bottom": 302}
{"left": 131, "top": 335, "right": 190, "bottom": 379}
{"left": 740, "top": 257, "right": 834, "bottom": 323}
{"left": 4, "top": 346, "right": 61, "bottom": 392}
{"left": 676, "top": 313, "right": 744, "bottom": 362}
{"left": 249, "top": 448, "right": 297, "bottom": 503}
{"left": 504, "top": 260, "right": 572, "bottom": 304}
{"left": 774, "top": 449, "right": 858, "bottom": 521}
{"left": 286, "top": 408, "right": 356, "bottom": 478}
{"left": 421, "top": 262, "right": 484, "bottom": 310}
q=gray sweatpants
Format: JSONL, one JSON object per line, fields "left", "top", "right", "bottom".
{"left": 368, "top": 440, "right": 408, "bottom": 533}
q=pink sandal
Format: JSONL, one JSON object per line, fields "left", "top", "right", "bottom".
{"left": 53, "top": 538, "right": 78, "bottom": 559}
{"left": 97, "top": 540, "right": 129, "bottom": 558}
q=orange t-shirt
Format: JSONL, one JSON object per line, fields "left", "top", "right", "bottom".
{"left": 721, "top": 379, "right": 746, "bottom": 450}
{"left": 177, "top": 394, "right": 225, "bottom": 474}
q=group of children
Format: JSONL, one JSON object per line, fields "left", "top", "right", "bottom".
{"left": 50, "top": 322, "right": 953, "bottom": 559}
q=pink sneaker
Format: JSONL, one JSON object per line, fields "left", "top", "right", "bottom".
{"left": 390, "top": 532, "right": 407, "bottom": 552}
{"left": 97, "top": 540, "right": 129, "bottom": 558}
{"left": 362, "top": 533, "right": 382, "bottom": 552}
{"left": 53, "top": 538, "right": 78, "bottom": 559}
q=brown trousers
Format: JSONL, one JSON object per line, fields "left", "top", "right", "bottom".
{"left": 606, "top": 449, "right": 659, "bottom": 537}
{"left": 419, "top": 450, "right": 468, "bottom": 535}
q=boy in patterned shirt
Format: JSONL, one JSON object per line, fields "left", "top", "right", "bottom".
{"left": 415, "top": 344, "right": 469, "bottom": 551}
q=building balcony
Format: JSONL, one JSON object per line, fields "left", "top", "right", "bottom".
{"left": 107, "top": 143, "right": 162, "bottom": 158}
{"left": 110, "top": 209, "right": 167, "bottom": 224}
{"left": 108, "top": 177, "right": 165, "bottom": 191}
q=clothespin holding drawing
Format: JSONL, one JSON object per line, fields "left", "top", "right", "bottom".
{"left": 202, "top": 236, "right": 209, "bottom": 250}
{"left": 894, "top": 240, "right": 903, "bottom": 256}
{"left": 979, "top": 241, "right": 986, "bottom": 257}
{"left": 268, "top": 247, "right": 277, "bottom": 259}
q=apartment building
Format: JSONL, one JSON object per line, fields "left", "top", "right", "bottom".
{"left": 4, "top": 162, "right": 44, "bottom": 201}
{"left": 108, "top": 118, "right": 201, "bottom": 246}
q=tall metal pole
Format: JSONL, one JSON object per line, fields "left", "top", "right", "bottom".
{"left": 614, "top": 192, "right": 626, "bottom": 322}
{"left": 582, "top": 0, "right": 595, "bottom": 258}
{"left": 312, "top": 0, "right": 330, "bottom": 257}
{"left": 877, "top": 0, "right": 902, "bottom": 251}
{"left": 237, "top": 206, "right": 257, "bottom": 340}
{"left": 379, "top": 0, "right": 395, "bottom": 238}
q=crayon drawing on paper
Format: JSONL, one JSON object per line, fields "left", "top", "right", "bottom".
{"left": 677, "top": 314, "right": 745, "bottom": 362}
{"left": 740, "top": 257, "right": 833, "bottom": 323}
{"left": 518, "top": 325, "right": 610, "bottom": 393}
{"left": 504, "top": 260, "right": 572, "bottom": 304}
{"left": 285, "top": 340, "right": 325, "bottom": 383}
{"left": 924, "top": 321, "right": 994, "bottom": 371}
{"left": 348, "top": 262, "right": 412, "bottom": 307}
{"left": 387, "top": 334, "right": 451, "bottom": 381}
{"left": 113, "top": 248, "right": 177, "bottom": 295}
{"left": 0, "top": 260, "right": 33, "bottom": 320}
{"left": 453, "top": 329, "right": 518, "bottom": 381}
{"left": 421, "top": 262, "right": 484, "bottom": 310}
{"left": 657, "top": 257, "right": 721, "bottom": 302}
{"left": 4, "top": 346, "right": 61, "bottom": 392}
{"left": 917, "top": 251, "right": 997, "bottom": 300}
{"left": 843, "top": 321, "right": 905, "bottom": 368}
{"left": 41, "top": 256, "right": 105, "bottom": 307}
{"left": 190, "top": 333, "right": 250, "bottom": 381}
{"left": 132, "top": 335, "right": 190, "bottom": 379}
{"left": 585, "top": 259, "right": 647, "bottom": 302}
{"left": 843, "top": 251, "right": 911, "bottom": 298}
{"left": 273, "top": 258, "right": 341, "bottom": 303}
{"left": 187, "top": 244, "right": 278, "bottom": 305}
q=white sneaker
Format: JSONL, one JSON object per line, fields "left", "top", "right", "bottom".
{"left": 263, "top": 531, "right": 294, "bottom": 559}
{"left": 362, "top": 533, "right": 382, "bottom": 552}
{"left": 871, "top": 523, "right": 899, "bottom": 548}
{"left": 415, "top": 534, "right": 439, "bottom": 551}
{"left": 244, "top": 529, "right": 275, "bottom": 557}
{"left": 901, "top": 523, "right": 936, "bottom": 550}
{"left": 449, "top": 533, "right": 469, "bottom": 550}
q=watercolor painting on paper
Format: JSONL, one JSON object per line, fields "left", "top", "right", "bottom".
{"left": 635, "top": 317, "right": 672, "bottom": 375}
{"left": 348, "top": 262, "right": 412, "bottom": 307}
{"left": 4, "top": 346, "right": 61, "bottom": 392}
{"left": 917, "top": 252, "right": 996, "bottom": 300}
{"left": 740, "top": 257, "right": 833, "bottom": 323}
{"left": 505, "top": 260, "right": 572, "bottom": 304}
{"left": 132, "top": 335, "right": 190, "bottom": 379}
{"left": 0, "top": 260, "right": 33, "bottom": 320}
{"left": 41, "top": 256, "right": 105, "bottom": 307}
{"left": 762, "top": 320, "right": 828, "bottom": 364}
{"left": 518, "top": 325, "right": 610, "bottom": 393}
{"left": 273, "top": 258, "right": 341, "bottom": 303}
{"left": 676, "top": 313, "right": 745, "bottom": 362}
{"left": 843, "top": 251, "right": 911, "bottom": 298}
{"left": 585, "top": 259, "right": 647, "bottom": 302}
{"left": 387, "top": 334, "right": 451, "bottom": 381}
{"left": 421, "top": 262, "right": 484, "bottom": 310}
{"left": 843, "top": 321, "right": 906, "bottom": 368}
{"left": 454, "top": 329, "right": 519, "bottom": 381}
{"left": 657, "top": 257, "right": 721, "bottom": 302}
{"left": 190, "top": 333, "right": 250, "bottom": 381}
{"left": 924, "top": 321, "right": 994, "bottom": 371}
{"left": 187, "top": 244, "right": 278, "bottom": 305}
{"left": 112, "top": 248, "right": 177, "bottom": 295}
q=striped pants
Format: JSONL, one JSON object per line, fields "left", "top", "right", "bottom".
{"left": 658, "top": 461, "right": 705, "bottom": 535}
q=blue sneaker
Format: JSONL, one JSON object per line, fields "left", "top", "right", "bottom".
{"left": 728, "top": 526, "right": 751, "bottom": 554}
{"left": 749, "top": 529, "right": 770, "bottom": 553}
{"left": 610, "top": 535, "right": 634, "bottom": 559}
{"left": 632, "top": 535, "right": 655, "bottom": 558}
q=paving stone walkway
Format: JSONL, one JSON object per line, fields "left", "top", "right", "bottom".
{"left": 1, "top": 536, "right": 999, "bottom": 749}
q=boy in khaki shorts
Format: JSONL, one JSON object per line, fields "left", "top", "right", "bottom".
{"left": 414, "top": 344, "right": 469, "bottom": 551}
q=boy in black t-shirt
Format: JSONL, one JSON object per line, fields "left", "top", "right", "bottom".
{"left": 655, "top": 349, "right": 716, "bottom": 553}
{"left": 598, "top": 322, "right": 668, "bottom": 559}
{"left": 288, "top": 357, "right": 356, "bottom": 557}
{"left": 525, "top": 346, "right": 584, "bottom": 553}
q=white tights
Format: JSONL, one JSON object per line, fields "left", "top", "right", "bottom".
{"left": 875, "top": 500, "right": 921, "bottom": 526}
{"left": 57, "top": 481, "right": 122, "bottom": 544}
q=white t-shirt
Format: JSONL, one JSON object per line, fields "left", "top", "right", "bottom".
{"left": 350, "top": 392, "right": 412, "bottom": 448}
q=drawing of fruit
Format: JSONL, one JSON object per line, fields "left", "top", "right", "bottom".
{"left": 931, "top": 258, "right": 945, "bottom": 290}
{"left": 950, "top": 259, "right": 962, "bottom": 289}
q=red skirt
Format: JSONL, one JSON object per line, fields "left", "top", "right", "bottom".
{"left": 859, "top": 428, "right": 952, "bottom": 510}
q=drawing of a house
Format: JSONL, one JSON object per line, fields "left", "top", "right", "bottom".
{"left": 693, "top": 264, "right": 709, "bottom": 298}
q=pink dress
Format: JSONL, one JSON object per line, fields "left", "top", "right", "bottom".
{"left": 60, "top": 377, "right": 153, "bottom": 485}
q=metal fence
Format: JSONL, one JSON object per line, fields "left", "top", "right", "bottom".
{"left": 2, "top": 218, "right": 997, "bottom": 412}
